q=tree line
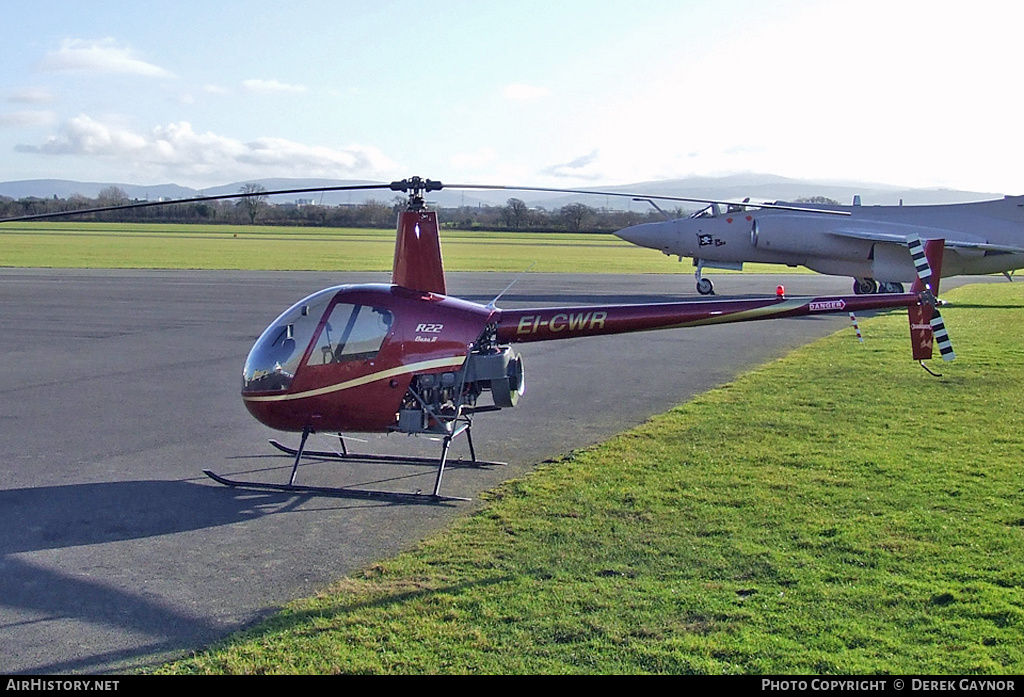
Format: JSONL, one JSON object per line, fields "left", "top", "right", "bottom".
{"left": 0, "top": 185, "right": 679, "bottom": 233}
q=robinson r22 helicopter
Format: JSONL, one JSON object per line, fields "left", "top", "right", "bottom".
{"left": 0, "top": 177, "right": 955, "bottom": 502}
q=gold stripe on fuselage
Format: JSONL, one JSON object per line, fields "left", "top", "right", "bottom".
{"left": 662, "top": 299, "right": 808, "bottom": 329}
{"left": 242, "top": 356, "right": 467, "bottom": 403}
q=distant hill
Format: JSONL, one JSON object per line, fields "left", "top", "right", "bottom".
{"left": 0, "top": 174, "right": 1007, "bottom": 210}
{"left": 597, "top": 174, "right": 1007, "bottom": 208}
{"left": 0, "top": 179, "right": 196, "bottom": 201}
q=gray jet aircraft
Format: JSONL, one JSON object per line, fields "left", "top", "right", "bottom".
{"left": 615, "top": 194, "right": 1024, "bottom": 295}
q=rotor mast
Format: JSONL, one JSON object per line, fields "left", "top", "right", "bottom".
{"left": 390, "top": 176, "right": 443, "bottom": 211}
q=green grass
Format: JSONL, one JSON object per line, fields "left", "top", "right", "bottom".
{"left": 0, "top": 221, "right": 805, "bottom": 274}
{"left": 155, "top": 283, "right": 1024, "bottom": 675}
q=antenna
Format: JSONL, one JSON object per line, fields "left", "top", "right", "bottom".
{"left": 488, "top": 262, "right": 537, "bottom": 308}
{"left": 632, "top": 197, "right": 673, "bottom": 221}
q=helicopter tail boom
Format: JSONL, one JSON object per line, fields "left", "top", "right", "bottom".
{"left": 497, "top": 237, "right": 953, "bottom": 368}
{"left": 496, "top": 292, "right": 920, "bottom": 342}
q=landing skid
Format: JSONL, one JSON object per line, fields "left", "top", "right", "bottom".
{"left": 204, "top": 424, "right": 504, "bottom": 504}
{"left": 266, "top": 437, "right": 503, "bottom": 468}
{"left": 202, "top": 468, "right": 470, "bottom": 503}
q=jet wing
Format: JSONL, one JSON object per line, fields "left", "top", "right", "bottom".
{"left": 828, "top": 224, "right": 1024, "bottom": 255}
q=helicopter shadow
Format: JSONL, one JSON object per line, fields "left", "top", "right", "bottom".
{"left": 0, "top": 475, "right": 432, "bottom": 674}
{"left": 0, "top": 478, "right": 376, "bottom": 558}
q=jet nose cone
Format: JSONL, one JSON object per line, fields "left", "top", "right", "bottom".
{"left": 615, "top": 221, "right": 667, "bottom": 250}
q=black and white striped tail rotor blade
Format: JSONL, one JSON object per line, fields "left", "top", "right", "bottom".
{"left": 907, "top": 235, "right": 933, "bottom": 289}
{"left": 907, "top": 234, "right": 955, "bottom": 362}
{"left": 930, "top": 310, "right": 956, "bottom": 361}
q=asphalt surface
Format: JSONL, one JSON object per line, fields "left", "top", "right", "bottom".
{"left": 0, "top": 269, "right": 978, "bottom": 674}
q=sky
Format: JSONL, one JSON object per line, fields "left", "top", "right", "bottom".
{"left": 1, "top": 0, "right": 1021, "bottom": 194}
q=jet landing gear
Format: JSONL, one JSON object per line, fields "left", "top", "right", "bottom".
{"left": 853, "top": 277, "right": 877, "bottom": 295}
{"left": 853, "top": 278, "right": 904, "bottom": 294}
{"left": 695, "top": 260, "right": 715, "bottom": 295}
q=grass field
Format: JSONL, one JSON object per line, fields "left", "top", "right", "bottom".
{"left": 7, "top": 222, "right": 1017, "bottom": 673}
{"left": 153, "top": 283, "right": 1024, "bottom": 675}
{"left": 0, "top": 221, "right": 804, "bottom": 274}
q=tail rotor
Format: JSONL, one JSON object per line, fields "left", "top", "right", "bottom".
{"left": 907, "top": 235, "right": 955, "bottom": 370}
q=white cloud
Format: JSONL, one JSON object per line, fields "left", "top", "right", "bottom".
{"left": 0, "top": 110, "right": 57, "bottom": 128}
{"left": 16, "top": 115, "right": 397, "bottom": 185}
{"left": 38, "top": 38, "right": 174, "bottom": 78}
{"left": 502, "top": 83, "right": 549, "bottom": 102}
{"left": 18, "top": 114, "right": 146, "bottom": 154}
{"left": 541, "top": 151, "right": 603, "bottom": 180}
{"left": 242, "top": 79, "right": 308, "bottom": 94}
{"left": 8, "top": 88, "right": 57, "bottom": 104}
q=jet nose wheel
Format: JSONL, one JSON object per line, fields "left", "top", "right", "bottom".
{"left": 854, "top": 278, "right": 878, "bottom": 295}
{"left": 696, "top": 278, "right": 715, "bottom": 295}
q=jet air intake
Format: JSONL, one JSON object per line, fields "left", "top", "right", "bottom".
{"left": 751, "top": 215, "right": 869, "bottom": 260}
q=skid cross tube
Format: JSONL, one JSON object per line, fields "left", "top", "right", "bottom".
{"left": 204, "top": 422, "right": 503, "bottom": 503}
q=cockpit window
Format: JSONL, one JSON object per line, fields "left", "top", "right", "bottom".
{"left": 690, "top": 204, "right": 720, "bottom": 219}
{"left": 307, "top": 303, "right": 393, "bottom": 365}
{"left": 242, "top": 288, "right": 336, "bottom": 392}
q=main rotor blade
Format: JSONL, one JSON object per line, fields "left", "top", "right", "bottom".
{"left": 0, "top": 182, "right": 395, "bottom": 223}
{"left": 1, "top": 176, "right": 853, "bottom": 223}
{"left": 445, "top": 183, "right": 851, "bottom": 216}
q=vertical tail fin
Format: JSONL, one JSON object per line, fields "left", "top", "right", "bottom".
{"left": 391, "top": 209, "right": 447, "bottom": 295}
{"left": 907, "top": 237, "right": 955, "bottom": 362}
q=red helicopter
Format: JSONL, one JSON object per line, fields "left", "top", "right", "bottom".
{"left": 2, "top": 176, "right": 954, "bottom": 502}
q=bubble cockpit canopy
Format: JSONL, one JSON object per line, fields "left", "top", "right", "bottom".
{"left": 242, "top": 288, "right": 337, "bottom": 392}
{"left": 242, "top": 287, "right": 395, "bottom": 393}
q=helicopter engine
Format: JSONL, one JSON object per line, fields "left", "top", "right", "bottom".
{"left": 464, "top": 345, "right": 526, "bottom": 409}
{"left": 395, "top": 332, "right": 525, "bottom": 436}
